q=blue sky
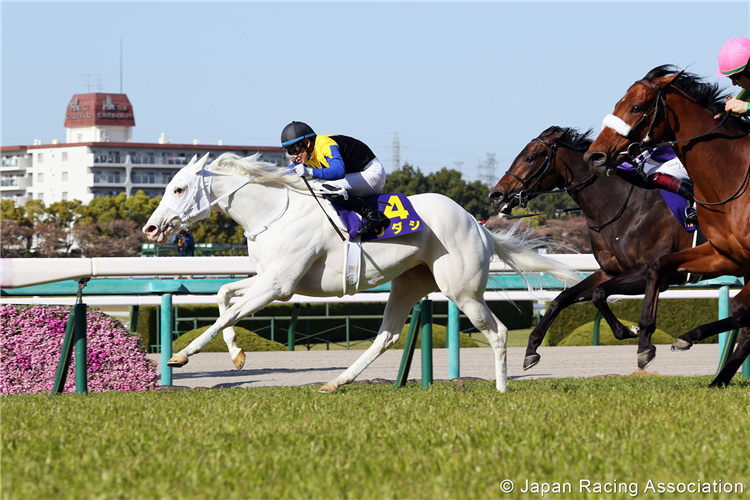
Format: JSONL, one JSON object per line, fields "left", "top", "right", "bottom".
{"left": 2, "top": 2, "right": 748, "bottom": 183}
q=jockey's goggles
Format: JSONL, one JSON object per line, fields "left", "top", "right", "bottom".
{"left": 285, "top": 142, "right": 305, "bottom": 156}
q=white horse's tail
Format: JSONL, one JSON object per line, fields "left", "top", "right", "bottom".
{"left": 484, "top": 224, "right": 581, "bottom": 292}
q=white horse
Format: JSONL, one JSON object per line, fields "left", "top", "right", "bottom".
{"left": 143, "top": 152, "right": 579, "bottom": 393}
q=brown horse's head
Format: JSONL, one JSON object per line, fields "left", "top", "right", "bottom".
{"left": 489, "top": 128, "right": 568, "bottom": 214}
{"left": 585, "top": 70, "right": 682, "bottom": 176}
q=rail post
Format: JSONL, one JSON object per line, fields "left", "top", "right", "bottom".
{"left": 718, "top": 285, "right": 731, "bottom": 360}
{"left": 593, "top": 310, "right": 602, "bottom": 346}
{"left": 288, "top": 303, "right": 301, "bottom": 351}
{"left": 160, "top": 293, "right": 173, "bottom": 386}
{"left": 395, "top": 303, "right": 421, "bottom": 387}
{"left": 73, "top": 301, "right": 88, "bottom": 393}
{"left": 51, "top": 308, "right": 76, "bottom": 395}
{"left": 448, "top": 300, "right": 460, "bottom": 379}
{"left": 420, "top": 299, "right": 433, "bottom": 388}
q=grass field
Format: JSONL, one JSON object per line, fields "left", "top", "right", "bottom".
{"left": 2, "top": 376, "right": 749, "bottom": 500}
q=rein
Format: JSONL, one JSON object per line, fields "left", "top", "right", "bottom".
{"left": 301, "top": 177, "right": 347, "bottom": 242}
{"left": 586, "top": 183, "right": 635, "bottom": 232}
{"left": 507, "top": 136, "right": 635, "bottom": 231}
{"left": 508, "top": 138, "right": 598, "bottom": 209}
{"left": 619, "top": 77, "right": 750, "bottom": 208}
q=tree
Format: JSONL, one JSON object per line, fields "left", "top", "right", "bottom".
{"left": 75, "top": 219, "right": 144, "bottom": 257}
{"left": 190, "top": 211, "right": 244, "bottom": 245}
{"left": 384, "top": 163, "right": 492, "bottom": 220}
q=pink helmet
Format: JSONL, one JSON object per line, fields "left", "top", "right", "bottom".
{"left": 716, "top": 37, "right": 750, "bottom": 77}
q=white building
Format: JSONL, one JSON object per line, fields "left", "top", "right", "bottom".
{"left": 1, "top": 93, "right": 286, "bottom": 204}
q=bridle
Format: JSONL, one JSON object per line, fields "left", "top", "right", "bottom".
{"left": 505, "top": 137, "right": 597, "bottom": 209}
{"left": 608, "top": 75, "right": 749, "bottom": 207}
{"left": 506, "top": 136, "right": 643, "bottom": 232}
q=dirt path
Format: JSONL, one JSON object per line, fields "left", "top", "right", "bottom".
{"left": 149, "top": 344, "right": 726, "bottom": 389}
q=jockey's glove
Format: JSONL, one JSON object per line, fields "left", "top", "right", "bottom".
{"left": 292, "top": 164, "right": 314, "bottom": 178}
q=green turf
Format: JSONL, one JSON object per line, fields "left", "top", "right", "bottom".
{"left": 2, "top": 377, "right": 749, "bottom": 499}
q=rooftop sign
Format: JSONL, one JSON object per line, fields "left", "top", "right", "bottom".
{"left": 64, "top": 93, "right": 135, "bottom": 128}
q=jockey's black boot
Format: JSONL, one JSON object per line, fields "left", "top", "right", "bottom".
{"left": 674, "top": 183, "right": 699, "bottom": 225}
{"left": 323, "top": 192, "right": 390, "bottom": 235}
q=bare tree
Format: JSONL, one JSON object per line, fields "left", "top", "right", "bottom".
{"left": 74, "top": 220, "right": 146, "bottom": 257}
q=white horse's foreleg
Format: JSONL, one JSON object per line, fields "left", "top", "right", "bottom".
{"left": 169, "top": 270, "right": 301, "bottom": 367}
{"left": 217, "top": 276, "right": 257, "bottom": 369}
{"left": 320, "top": 265, "right": 438, "bottom": 393}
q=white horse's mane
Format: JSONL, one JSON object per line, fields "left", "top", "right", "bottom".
{"left": 208, "top": 152, "right": 306, "bottom": 189}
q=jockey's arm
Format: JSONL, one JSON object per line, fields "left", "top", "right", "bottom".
{"left": 310, "top": 145, "right": 346, "bottom": 180}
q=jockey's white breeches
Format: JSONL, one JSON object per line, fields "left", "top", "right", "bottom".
{"left": 323, "top": 158, "right": 386, "bottom": 197}
{"left": 643, "top": 156, "right": 690, "bottom": 182}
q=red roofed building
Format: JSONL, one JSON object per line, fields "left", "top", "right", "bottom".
{"left": 1, "top": 93, "right": 285, "bottom": 204}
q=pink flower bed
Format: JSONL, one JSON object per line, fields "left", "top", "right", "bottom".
{"left": 1, "top": 305, "right": 159, "bottom": 395}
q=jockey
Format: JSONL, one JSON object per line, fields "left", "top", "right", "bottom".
{"left": 616, "top": 145, "right": 698, "bottom": 225}
{"left": 281, "top": 121, "right": 389, "bottom": 235}
{"left": 716, "top": 37, "right": 750, "bottom": 116}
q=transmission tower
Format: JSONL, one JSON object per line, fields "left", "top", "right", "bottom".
{"left": 476, "top": 153, "right": 497, "bottom": 186}
{"left": 391, "top": 133, "right": 401, "bottom": 171}
{"left": 453, "top": 161, "right": 464, "bottom": 176}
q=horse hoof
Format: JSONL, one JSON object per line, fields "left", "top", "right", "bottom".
{"left": 167, "top": 354, "right": 189, "bottom": 368}
{"left": 613, "top": 325, "right": 638, "bottom": 340}
{"left": 523, "top": 354, "right": 540, "bottom": 371}
{"left": 637, "top": 347, "right": 656, "bottom": 370}
{"left": 708, "top": 376, "right": 730, "bottom": 389}
{"left": 671, "top": 339, "right": 692, "bottom": 352}
{"left": 233, "top": 350, "right": 246, "bottom": 370}
{"left": 318, "top": 383, "right": 339, "bottom": 394}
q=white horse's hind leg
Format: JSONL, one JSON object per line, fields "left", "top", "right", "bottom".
{"left": 457, "top": 297, "right": 508, "bottom": 392}
{"left": 319, "top": 265, "right": 438, "bottom": 394}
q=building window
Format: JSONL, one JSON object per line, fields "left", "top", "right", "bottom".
{"left": 62, "top": 152, "right": 68, "bottom": 162}
{"left": 37, "top": 193, "right": 43, "bottom": 201}
{"left": 62, "top": 172, "right": 68, "bottom": 181}
{"left": 37, "top": 173, "right": 44, "bottom": 182}
{"left": 37, "top": 153, "right": 43, "bottom": 163}
{"left": 62, "top": 192, "right": 68, "bottom": 200}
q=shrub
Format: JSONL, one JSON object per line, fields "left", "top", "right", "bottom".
{"left": 545, "top": 299, "right": 722, "bottom": 346}
{"left": 0, "top": 305, "right": 159, "bottom": 395}
{"left": 558, "top": 319, "right": 674, "bottom": 346}
{"left": 172, "top": 326, "right": 286, "bottom": 353}
{"left": 391, "top": 324, "right": 479, "bottom": 349}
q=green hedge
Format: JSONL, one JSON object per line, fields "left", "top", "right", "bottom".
{"left": 558, "top": 319, "right": 674, "bottom": 346}
{"left": 391, "top": 324, "right": 479, "bottom": 349}
{"left": 545, "top": 299, "right": 722, "bottom": 347}
{"left": 173, "top": 326, "right": 286, "bottom": 353}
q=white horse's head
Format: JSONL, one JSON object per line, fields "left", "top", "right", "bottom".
{"left": 142, "top": 153, "right": 212, "bottom": 243}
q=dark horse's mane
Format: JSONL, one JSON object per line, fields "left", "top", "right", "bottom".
{"left": 645, "top": 64, "right": 750, "bottom": 134}
{"left": 539, "top": 126, "right": 594, "bottom": 152}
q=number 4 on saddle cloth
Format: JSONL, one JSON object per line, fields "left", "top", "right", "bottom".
{"left": 330, "top": 193, "right": 426, "bottom": 242}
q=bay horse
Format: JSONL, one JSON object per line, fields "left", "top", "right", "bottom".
{"left": 585, "top": 65, "right": 750, "bottom": 386}
{"left": 143, "top": 152, "right": 580, "bottom": 393}
{"left": 489, "top": 126, "right": 700, "bottom": 370}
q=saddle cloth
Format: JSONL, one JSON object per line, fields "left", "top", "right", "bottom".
{"left": 330, "top": 193, "right": 426, "bottom": 242}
